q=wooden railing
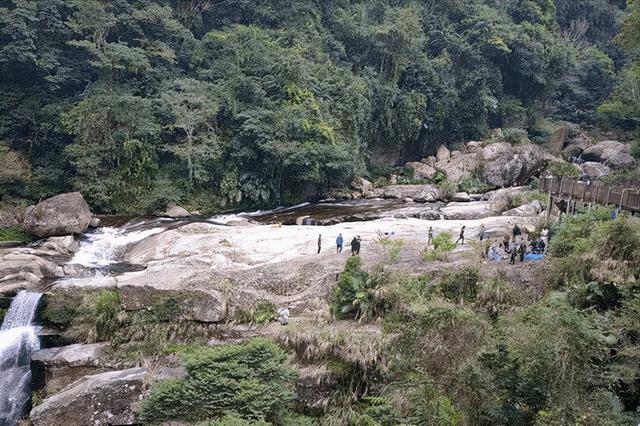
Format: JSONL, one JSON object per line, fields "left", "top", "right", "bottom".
{"left": 539, "top": 177, "right": 640, "bottom": 213}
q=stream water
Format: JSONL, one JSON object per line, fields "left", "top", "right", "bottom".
{"left": 0, "top": 291, "right": 43, "bottom": 426}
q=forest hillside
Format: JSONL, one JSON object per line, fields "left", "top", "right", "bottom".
{"left": 1, "top": 0, "right": 639, "bottom": 214}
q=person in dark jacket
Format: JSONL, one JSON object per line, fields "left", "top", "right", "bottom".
{"left": 512, "top": 224, "right": 521, "bottom": 238}
{"left": 317, "top": 234, "right": 322, "bottom": 254}
{"left": 336, "top": 233, "right": 343, "bottom": 253}
{"left": 351, "top": 236, "right": 361, "bottom": 255}
{"left": 455, "top": 226, "right": 466, "bottom": 245}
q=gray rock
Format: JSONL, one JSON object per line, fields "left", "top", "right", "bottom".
{"left": 436, "top": 145, "right": 450, "bottom": 162}
{"left": 383, "top": 185, "right": 437, "bottom": 200}
{"left": 580, "top": 162, "right": 611, "bottom": 178}
{"left": 0, "top": 209, "right": 20, "bottom": 228}
{"left": 351, "top": 177, "right": 373, "bottom": 194}
{"left": 481, "top": 143, "right": 550, "bottom": 187}
{"left": 30, "top": 368, "right": 148, "bottom": 426}
{"left": 451, "top": 192, "right": 471, "bottom": 202}
{"left": 89, "top": 217, "right": 101, "bottom": 228}
{"left": 405, "top": 161, "right": 437, "bottom": 180}
{"left": 434, "top": 152, "right": 481, "bottom": 183}
{"left": 502, "top": 200, "right": 543, "bottom": 217}
{"left": 162, "top": 204, "right": 190, "bottom": 218}
{"left": 32, "top": 343, "right": 107, "bottom": 367}
{"left": 413, "top": 185, "right": 440, "bottom": 203}
{"left": 581, "top": 140, "right": 635, "bottom": 168}
{"left": 24, "top": 192, "right": 92, "bottom": 237}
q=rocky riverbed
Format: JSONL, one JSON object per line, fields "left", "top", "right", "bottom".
{"left": 0, "top": 187, "right": 555, "bottom": 424}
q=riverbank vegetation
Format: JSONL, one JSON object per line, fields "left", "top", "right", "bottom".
{"left": 1, "top": 0, "right": 638, "bottom": 214}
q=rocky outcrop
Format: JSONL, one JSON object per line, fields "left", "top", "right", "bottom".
{"left": 383, "top": 185, "right": 439, "bottom": 201}
{"left": 31, "top": 343, "right": 114, "bottom": 398}
{"left": 162, "top": 203, "right": 190, "bottom": 218}
{"left": 451, "top": 192, "right": 471, "bottom": 202}
{"left": 502, "top": 200, "right": 544, "bottom": 217}
{"left": 24, "top": 192, "right": 91, "bottom": 237}
{"left": 436, "top": 145, "right": 450, "bottom": 162}
{"left": 580, "top": 161, "right": 611, "bottom": 178}
{"left": 0, "top": 236, "right": 78, "bottom": 294}
{"left": 481, "top": 143, "right": 551, "bottom": 187}
{"left": 434, "top": 151, "right": 481, "bottom": 183}
{"left": 581, "top": 141, "right": 635, "bottom": 168}
{"left": 406, "top": 161, "right": 438, "bottom": 180}
{"left": 30, "top": 368, "right": 148, "bottom": 426}
{"left": 351, "top": 177, "right": 373, "bottom": 195}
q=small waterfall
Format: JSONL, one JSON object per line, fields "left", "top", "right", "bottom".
{"left": 0, "top": 291, "right": 42, "bottom": 425}
{"left": 69, "top": 225, "right": 163, "bottom": 267}
{"left": 1, "top": 291, "right": 42, "bottom": 331}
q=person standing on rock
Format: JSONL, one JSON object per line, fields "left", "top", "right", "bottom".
{"left": 509, "top": 239, "right": 518, "bottom": 265}
{"left": 479, "top": 223, "right": 486, "bottom": 241}
{"left": 351, "top": 236, "right": 361, "bottom": 255}
{"left": 512, "top": 224, "right": 521, "bottom": 242}
{"left": 455, "top": 226, "right": 466, "bottom": 245}
{"left": 427, "top": 226, "right": 433, "bottom": 246}
{"left": 317, "top": 234, "right": 322, "bottom": 254}
{"left": 336, "top": 233, "right": 344, "bottom": 253}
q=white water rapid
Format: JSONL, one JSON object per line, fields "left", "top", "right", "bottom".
{"left": 69, "top": 225, "right": 164, "bottom": 267}
{"left": 0, "top": 291, "right": 43, "bottom": 425}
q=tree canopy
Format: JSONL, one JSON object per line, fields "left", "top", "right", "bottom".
{"left": 0, "top": 0, "right": 636, "bottom": 213}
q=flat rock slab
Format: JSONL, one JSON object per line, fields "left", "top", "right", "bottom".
{"left": 32, "top": 343, "right": 107, "bottom": 367}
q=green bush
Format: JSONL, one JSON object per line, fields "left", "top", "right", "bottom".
{"left": 0, "top": 225, "right": 32, "bottom": 242}
{"left": 437, "top": 180, "right": 457, "bottom": 200}
{"left": 139, "top": 338, "right": 297, "bottom": 423}
{"left": 331, "top": 257, "right": 386, "bottom": 322}
{"left": 235, "top": 303, "right": 276, "bottom": 325}
{"left": 457, "top": 174, "right": 493, "bottom": 194}
{"left": 66, "top": 290, "right": 123, "bottom": 343}
{"left": 502, "top": 127, "right": 530, "bottom": 145}
{"left": 422, "top": 232, "right": 456, "bottom": 261}
{"left": 439, "top": 268, "right": 480, "bottom": 303}
{"left": 546, "top": 161, "right": 580, "bottom": 177}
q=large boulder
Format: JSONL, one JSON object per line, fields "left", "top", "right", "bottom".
{"left": 24, "top": 192, "right": 91, "bottom": 237}
{"left": 502, "top": 200, "right": 543, "bottom": 217}
{"left": 162, "top": 203, "right": 190, "bottom": 218}
{"left": 580, "top": 162, "right": 611, "bottom": 178}
{"left": 31, "top": 343, "right": 113, "bottom": 398}
{"left": 383, "top": 185, "right": 435, "bottom": 200}
{"left": 581, "top": 141, "right": 635, "bottom": 168}
{"left": 405, "top": 162, "right": 437, "bottom": 180}
{"left": 436, "top": 145, "right": 451, "bottom": 162}
{"left": 351, "top": 177, "right": 373, "bottom": 195}
{"left": 30, "top": 368, "right": 148, "bottom": 426}
{"left": 434, "top": 152, "right": 481, "bottom": 183}
{"left": 481, "top": 143, "right": 550, "bottom": 187}
{"left": 413, "top": 185, "right": 440, "bottom": 203}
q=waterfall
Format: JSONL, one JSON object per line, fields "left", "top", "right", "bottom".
{"left": 69, "top": 225, "right": 163, "bottom": 267}
{"left": 0, "top": 291, "right": 42, "bottom": 425}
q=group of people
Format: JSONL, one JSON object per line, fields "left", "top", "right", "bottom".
{"left": 486, "top": 224, "right": 549, "bottom": 264}
{"left": 318, "top": 233, "right": 361, "bottom": 255}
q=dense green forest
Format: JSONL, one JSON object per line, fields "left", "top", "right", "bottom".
{"left": 0, "top": 0, "right": 638, "bottom": 213}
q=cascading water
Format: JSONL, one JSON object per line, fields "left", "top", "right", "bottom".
{"left": 69, "top": 225, "right": 164, "bottom": 268}
{"left": 0, "top": 291, "right": 42, "bottom": 425}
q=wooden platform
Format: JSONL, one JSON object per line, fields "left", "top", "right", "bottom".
{"left": 539, "top": 177, "right": 640, "bottom": 213}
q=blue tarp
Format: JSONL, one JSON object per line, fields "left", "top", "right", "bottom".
{"left": 524, "top": 253, "right": 545, "bottom": 261}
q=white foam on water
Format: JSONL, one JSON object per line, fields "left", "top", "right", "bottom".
{"left": 69, "top": 226, "right": 164, "bottom": 267}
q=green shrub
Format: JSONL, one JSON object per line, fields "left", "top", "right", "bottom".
{"left": 502, "top": 127, "right": 530, "bottom": 145}
{"left": 439, "top": 268, "right": 480, "bottom": 303}
{"left": 0, "top": 225, "right": 32, "bottom": 242}
{"left": 331, "top": 257, "right": 386, "bottom": 322}
{"left": 235, "top": 303, "right": 276, "bottom": 325}
{"left": 376, "top": 233, "right": 405, "bottom": 263}
{"left": 546, "top": 161, "right": 580, "bottom": 177}
{"left": 422, "top": 232, "right": 456, "bottom": 261}
{"left": 66, "top": 290, "right": 123, "bottom": 343}
{"left": 432, "top": 169, "right": 447, "bottom": 184}
{"left": 139, "top": 338, "right": 297, "bottom": 423}
{"left": 457, "top": 174, "right": 493, "bottom": 194}
{"left": 437, "top": 180, "right": 457, "bottom": 200}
